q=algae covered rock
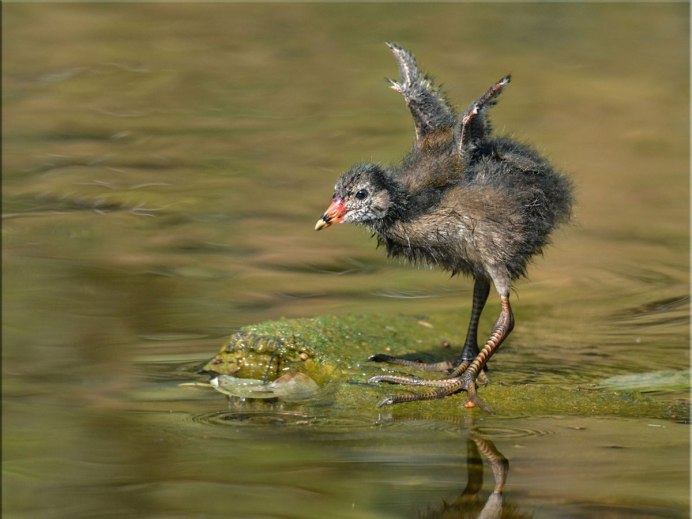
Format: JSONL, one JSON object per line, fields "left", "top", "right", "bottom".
{"left": 194, "top": 313, "right": 688, "bottom": 422}
{"left": 198, "top": 329, "right": 335, "bottom": 402}
{"left": 197, "top": 317, "right": 355, "bottom": 401}
{"left": 198, "top": 312, "right": 444, "bottom": 387}
{"left": 195, "top": 312, "right": 453, "bottom": 404}
{"left": 200, "top": 331, "right": 320, "bottom": 382}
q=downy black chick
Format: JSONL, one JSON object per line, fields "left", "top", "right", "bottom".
{"left": 315, "top": 43, "right": 572, "bottom": 410}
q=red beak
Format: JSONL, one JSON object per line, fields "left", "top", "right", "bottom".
{"left": 315, "top": 198, "right": 346, "bottom": 231}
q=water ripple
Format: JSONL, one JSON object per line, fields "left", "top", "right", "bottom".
{"left": 612, "top": 293, "right": 689, "bottom": 318}
{"left": 194, "top": 409, "right": 315, "bottom": 427}
{"left": 473, "top": 425, "right": 554, "bottom": 439}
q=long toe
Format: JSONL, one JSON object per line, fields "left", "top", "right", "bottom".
{"left": 460, "top": 372, "right": 494, "bottom": 412}
{"left": 377, "top": 396, "right": 400, "bottom": 407}
{"left": 368, "top": 353, "right": 453, "bottom": 372}
{"left": 476, "top": 370, "right": 490, "bottom": 385}
{"left": 368, "top": 353, "right": 396, "bottom": 362}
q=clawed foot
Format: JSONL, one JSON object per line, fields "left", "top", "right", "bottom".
{"left": 368, "top": 362, "right": 493, "bottom": 412}
{"left": 367, "top": 286, "right": 511, "bottom": 413}
{"left": 458, "top": 371, "right": 494, "bottom": 413}
{"left": 368, "top": 353, "right": 453, "bottom": 372}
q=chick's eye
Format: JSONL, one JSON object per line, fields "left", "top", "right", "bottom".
{"left": 355, "top": 189, "right": 369, "bottom": 200}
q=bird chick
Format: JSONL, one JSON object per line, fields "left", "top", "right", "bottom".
{"left": 316, "top": 43, "right": 572, "bottom": 410}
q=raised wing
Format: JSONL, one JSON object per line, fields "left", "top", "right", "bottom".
{"left": 456, "top": 75, "right": 511, "bottom": 163}
{"left": 386, "top": 42, "right": 457, "bottom": 148}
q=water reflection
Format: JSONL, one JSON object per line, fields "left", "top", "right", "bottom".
{"left": 188, "top": 391, "right": 688, "bottom": 518}
{"left": 196, "top": 397, "right": 521, "bottom": 519}
{"left": 419, "top": 433, "right": 516, "bottom": 519}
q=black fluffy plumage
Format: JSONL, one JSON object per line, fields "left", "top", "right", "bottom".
{"left": 315, "top": 43, "right": 573, "bottom": 410}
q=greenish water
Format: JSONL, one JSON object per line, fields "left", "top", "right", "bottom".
{"left": 3, "top": 4, "right": 689, "bottom": 518}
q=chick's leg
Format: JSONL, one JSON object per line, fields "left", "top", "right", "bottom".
{"left": 448, "top": 278, "right": 491, "bottom": 379}
{"left": 368, "top": 277, "right": 490, "bottom": 374}
{"left": 461, "top": 295, "right": 514, "bottom": 409}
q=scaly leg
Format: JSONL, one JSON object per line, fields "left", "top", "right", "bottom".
{"left": 460, "top": 295, "right": 514, "bottom": 409}
{"left": 450, "top": 278, "right": 490, "bottom": 379}
{"left": 369, "top": 278, "right": 490, "bottom": 373}
{"left": 370, "top": 294, "right": 514, "bottom": 411}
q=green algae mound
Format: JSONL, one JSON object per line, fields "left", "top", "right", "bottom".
{"left": 199, "top": 312, "right": 689, "bottom": 422}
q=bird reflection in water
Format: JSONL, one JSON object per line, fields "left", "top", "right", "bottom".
{"left": 418, "top": 430, "right": 529, "bottom": 519}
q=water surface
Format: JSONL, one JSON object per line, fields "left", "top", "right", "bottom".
{"left": 3, "top": 4, "right": 689, "bottom": 518}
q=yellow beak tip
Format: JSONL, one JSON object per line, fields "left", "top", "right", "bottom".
{"left": 315, "top": 219, "right": 330, "bottom": 231}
